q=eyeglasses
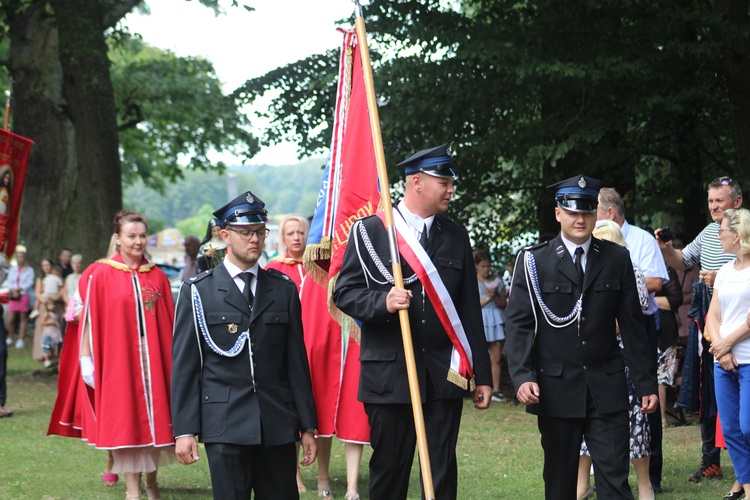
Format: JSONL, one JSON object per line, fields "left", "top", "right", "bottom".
{"left": 226, "top": 227, "right": 270, "bottom": 240}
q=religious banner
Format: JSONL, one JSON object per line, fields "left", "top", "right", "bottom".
{"left": 0, "top": 129, "right": 33, "bottom": 259}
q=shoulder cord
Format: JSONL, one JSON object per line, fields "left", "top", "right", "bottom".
{"left": 524, "top": 251, "right": 582, "bottom": 329}
{"left": 190, "top": 284, "right": 256, "bottom": 390}
{"left": 354, "top": 220, "right": 419, "bottom": 286}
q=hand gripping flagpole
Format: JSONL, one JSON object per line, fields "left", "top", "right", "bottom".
{"left": 353, "top": 3, "right": 435, "bottom": 498}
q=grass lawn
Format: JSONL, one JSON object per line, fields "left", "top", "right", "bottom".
{"left": 0, "top": 344, "right": 738, "bottom": 499}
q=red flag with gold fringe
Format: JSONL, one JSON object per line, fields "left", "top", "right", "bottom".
{"left": 0, "top": 129, "right": 33, "bottom": 259}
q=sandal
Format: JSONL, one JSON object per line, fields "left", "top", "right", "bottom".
{"left": 145, "top": 481, "right": 162, "bottom": 500}
{"left": 345, "top": 494, "right": 360, "bottom": 500}
{"left": 318, "top": 482, "right": 333, "bottom": 498}
{"left": 103, "top": 472, "right": 119, "bottom": 488}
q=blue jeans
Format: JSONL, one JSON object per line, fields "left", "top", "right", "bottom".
{"left": 715, "top": 363, "right": 750, "bottom": 484}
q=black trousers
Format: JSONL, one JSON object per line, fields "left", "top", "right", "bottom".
{"left": 365, "top": 397, "right": 463, "bottom": 500}
{"left": 204, "top": 442, "right": 298, "bottom": 500}
{"left": 644, "top": 314, "right": 663, "bottom": 487}
{"left": 538, "top": 389, "right": 633, "bottom": 500}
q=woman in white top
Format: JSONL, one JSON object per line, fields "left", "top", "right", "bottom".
{"left": 706, "top": 208, "right": 750, "bottom": 500}
{"left": 4, "top": 246, "right": 34, "bottom": 349}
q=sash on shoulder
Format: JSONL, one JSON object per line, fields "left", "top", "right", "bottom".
{"left": 374, "top": 212, "right": 475, "bottom": 390}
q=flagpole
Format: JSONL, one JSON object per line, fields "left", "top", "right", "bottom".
{"left": 353, "top": 3, "right": 435, "bottom": 499}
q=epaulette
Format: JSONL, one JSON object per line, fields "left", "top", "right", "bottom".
{"left": 188, "top": 269, "right": 213, "bottom": 284}
{"left": 523, "top": 240, "right": 550, "bottom": 252}
{"left": 436, "top": 215, "right": 461, "bottom": 230}
{"left": 266, "top": 268, "right": 296, "bottom": 286}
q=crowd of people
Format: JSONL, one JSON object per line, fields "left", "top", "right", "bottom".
{"left": 2, "top": 147, "right": 750, "bottom": 499}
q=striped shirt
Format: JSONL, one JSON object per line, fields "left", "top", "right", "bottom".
{"left": 681, "top": 221, "right": 733, "bottom": 272}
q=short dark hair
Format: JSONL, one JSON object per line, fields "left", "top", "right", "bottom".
{"left": 473, "top": 249, "right": 492, "bottom": 266}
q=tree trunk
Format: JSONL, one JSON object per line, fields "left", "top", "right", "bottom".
{"left": 7, "top": 0, "right": 121, "bottom": 268}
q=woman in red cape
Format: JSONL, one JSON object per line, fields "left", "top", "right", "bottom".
{"left": 266, "top": 215, "right": 369, "bottom": 499}
{"left": 48, "top": 211, "right": 175, "bottom": 500}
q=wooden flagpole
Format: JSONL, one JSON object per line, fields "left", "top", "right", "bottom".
{"left": 353, "top": 2, "right": 435, "bottom": 498}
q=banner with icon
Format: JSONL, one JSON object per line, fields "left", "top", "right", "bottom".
{"left": 0, "top": 129, "right": 33, "bottom": 259}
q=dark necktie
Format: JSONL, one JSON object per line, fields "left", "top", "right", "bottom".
{"left": 420, "top": 224, "right": 428, "bottom": 248}
{"left": 239, "top": 272, "right": 254, "bottom": 307}
{"left": 574, "top": 247, "right": 585, "bottom": 283}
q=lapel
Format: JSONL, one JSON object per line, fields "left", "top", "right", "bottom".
{"left": 553, "top": 235, "right": 581, "bottom": 286}
{"left": 215, "top": 263, "right": 252, "bottom": 315}
{"left": 583, "top": 237, "right": 605, "bottom": 291}
{"left": 424, "top": 217, "right": 444, "bottom": 255}
{"left": 250, "top": 269, "right": 273, "bottom": 322}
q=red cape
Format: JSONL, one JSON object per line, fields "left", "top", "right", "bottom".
{"left": 48, "top": 255, "right": 174, "bottom": 449}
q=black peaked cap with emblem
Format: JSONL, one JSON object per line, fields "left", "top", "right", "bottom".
{"left": 547, "top": 174, "right": 603, "bottom": 213}
{"left": 213, "top": 191, "right": 269, "bottom": 228}
{"left": 397, "top": 143, "right": 458, "bottom": 179}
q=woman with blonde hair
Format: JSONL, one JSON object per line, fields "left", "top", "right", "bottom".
{"left": 706, "top": 208, "right": 750, "bottom": 500}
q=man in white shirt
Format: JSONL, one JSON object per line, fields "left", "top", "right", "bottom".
{"left": 598, "top": 187, "right": 669, "bottom": 492}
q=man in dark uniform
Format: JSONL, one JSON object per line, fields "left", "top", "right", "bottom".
{"left": 171, "top": 191, "right": 318, "bottom": 499}
{"left": 332, "top": 144, "right": 492, "bottom": 500}
{"left": 505, "top": 175, "right": 658, "bottom": 500}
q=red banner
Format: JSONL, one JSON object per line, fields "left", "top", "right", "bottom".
{"left": 328, "top": 30, "right": 381, "bottom": 280}
{"left": 0, "top": 129, "right": 34, "bottom": 259}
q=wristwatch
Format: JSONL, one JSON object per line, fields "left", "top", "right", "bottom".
{"left": 303, "top": 427, "right": 317, "bottom": 435}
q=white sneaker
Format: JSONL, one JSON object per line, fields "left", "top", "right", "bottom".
{"left": 5, "top": 337, "right": 11, "bottom": 346}
{"left": 15, "top": 339, "right": 24, "bottom": 349}
{"left": 28, "top": 309, "right": 39, "bottom": 320}
{"left": 44, "top": 359, "right": 52, "bottom": 368}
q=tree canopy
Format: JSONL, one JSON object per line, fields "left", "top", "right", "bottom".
{"left": 0, "top": 0, "right": 258, "bottom": 265}
{"left": 236, "top": 0, "right": 750, "bottom": 259}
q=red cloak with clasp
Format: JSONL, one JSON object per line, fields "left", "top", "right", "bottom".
{"left": 68, "top": 254, "right": 175, "bottom": 449}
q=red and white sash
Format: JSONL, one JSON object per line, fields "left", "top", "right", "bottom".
{"left": 375, "top": 212, "right": 475, "bottom": 390}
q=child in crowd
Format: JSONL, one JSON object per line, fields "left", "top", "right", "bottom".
{"left": 474, "top": 249, "right": 507, "bottom": 402}
{"left": 40, "top": 297, "right": 62, "bottom": 367}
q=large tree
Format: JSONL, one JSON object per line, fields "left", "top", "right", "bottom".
{"left": 237, "top": 0, "right": 749, "bottom": 258}
{"left": 0, "top": 0, "right": 254, "bottom": 266}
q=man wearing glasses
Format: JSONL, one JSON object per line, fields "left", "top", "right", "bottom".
{"left": 171, "top": 191, "right": 318, "bottom": 499}
{"left": 657, "top": 177, "right": 743, "bottom": 483}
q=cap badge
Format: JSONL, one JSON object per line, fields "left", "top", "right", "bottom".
{"left": 228, "top": 323, "right": 238, "bottom": 334}
{"left": 578, "top": 176, "right": 587, "bottom": 189}
{"left": 246, "top": 193, "right": 254, "bottom": 204}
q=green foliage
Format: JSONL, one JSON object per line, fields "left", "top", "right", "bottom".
{"left": 235, "top": 0, "right": 749, "bottom": 261}
{"left": 123, "top": 157, "right": 326, "bottom": 231}
{"left": 110, "top": 35, "right": 260, "bottom": 190}
{"left": 177, "top": 203, "right": 217, "bottom": 238}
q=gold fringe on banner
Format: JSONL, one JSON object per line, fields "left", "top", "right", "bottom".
{"left": 446, "top": 369, "right": 475, "bottom": 391}
{"left": 327, "top": 275, "right": 361, "bottom": 344}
